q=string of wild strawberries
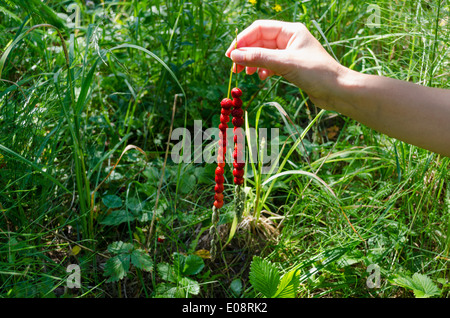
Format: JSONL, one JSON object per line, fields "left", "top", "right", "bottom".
{"left": 210, "top": 87, "right": 245, "bottom": 261}
{"left": 210, "top": 96, "right": 232, "bottom": 260}
{"left": 210, "top": 29, "right": 245, "bottom": 261}
{"left": 231, "top": 87, "right": 244, "bottom": 186}
{"left": 213, "top": 97, "right": 232, "bottom": 210}
{"left": 231, "top": 87, "right": 246, "bottom": 225}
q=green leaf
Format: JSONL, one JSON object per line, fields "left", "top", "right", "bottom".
{"left": 391, "top": 273, "right": 441, "bottom": 298}
{"left": 274, "top": 268, "right": 301, "bottom": 298}
{"left": 155, "top": 283, "right": 177, "bottom": 298}
{"left": 104, "top": 254, "right": 131, "bottom": 282}
{"left": 130, "top": 249, "right": 154, "bottom": 272}
{"left": 249, "top": 256, "right": 280, "bottom": 298}
{"left": 230, "top": 279, "right": 243, "bottom": 297}
{"left": 179, "top": 277, "right": 200, "bottom": 296}
{"left": 172, "top": 252, "right": 186, "bottom": 277}
{"left": 102, "top": 194, "right": 123, "bottom": 209}
{"left": 157, "top": 263, "right": 177, "bottom": 283}
{"left": 107, "top": 241, "right": 134, "bottom": 254}
{"left": 100, "top": 209, "right": 135, "bottom": 226}
{"left": 182, "top": 255, "right": 205, "bottom": 276}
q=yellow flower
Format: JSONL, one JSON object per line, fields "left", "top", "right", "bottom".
{"left": 249, "top": 0, "right": 257, "bottom": 5}
{"left": 273, "top": 4, "right": 282, "bottom": 12}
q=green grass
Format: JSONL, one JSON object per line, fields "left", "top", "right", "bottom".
{"left": 0, "top": 0, "right": 449, "bottom": 298}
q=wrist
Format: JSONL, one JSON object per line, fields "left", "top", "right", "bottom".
{"left": 330, "top": 65, "right": 366, "bottom": 115}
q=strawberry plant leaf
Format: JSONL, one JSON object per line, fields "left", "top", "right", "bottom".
{"left": 391, "top": 272, "right": 441, "bottom": 298}
{"left": 249, "top": 256, "right": 280, "bottom": 298}
{"left": 130, "top": 249, "right": 154, "bottom": 272}
{"left": 107, "top": 241, "right": 134, "bottom": 254}
{"left": 179, "top": 277, "right": 200, "bottom": 296}
{"left": 104, "top": 254, "right": 131, "bottom": 282}
{"left": 157, "top": 263, "right": 177, "bottom": 283}
{"left": 410, "top": 273, "right": 441, "bottom": 298}
{"left": 274, "top": 267, "right": 301, "bottom": 298}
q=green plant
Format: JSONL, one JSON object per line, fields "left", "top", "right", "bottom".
{"left": 155, "top": 252, "right": 205, "bottom": 298}
{"left": 248, "top": 256, "right": 301, "bottom": 298}
{"left": 103, "top": 241, "right": 153, "bottom": 283}
{"left": 390, "top": 272, "right": 441, "bottom": 298}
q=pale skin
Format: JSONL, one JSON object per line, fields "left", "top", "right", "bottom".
{"left": 225, "top": 20, "right": 450, "bottom": 157}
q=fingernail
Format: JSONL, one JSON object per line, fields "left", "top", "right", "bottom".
{"left": 230, "top": 49, "right": 244, "bottom": 63}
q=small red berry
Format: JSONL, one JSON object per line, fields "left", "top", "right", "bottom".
{"left": 214, "top": 200, "right": 224, "bottom": 209}
{"left": 221, "top": 108, "right": 231, "bottom": 115}
{"left": 232, "top": 117, "right": 244, "bottom": 127}
{"left": 231, "top": 107, "right": 244, "bottom": 118}
{"left": 215, "top": 174, "right": 224, "bottom": 184}
{"left": 218, "top": 162, "right": 225, "bottom": 168}
{"left": 214, "top": 193, "right": 224, "bottom": 201}
{"left": 215, "top": 166, "right": 224, "bottom": 176}
{"left": 157, "top": 236, "right": 165, "bottom": 243}
{"left": 215, "top": 183, "right": 224, "bottom": 193}
{"left": 231, "top": 87, "right": 242, "bottom": 98}
{"left": 219, "top": 123, "right": 228, "bottom": 131}
{"left": 234, "top": 177, "right": 244, "bottom": 185}
{"left": 232, "top": 98, "right": 243, "bottom": 108}
{"left": 220, "top": 98, "right": 233, "bottom": 109}
{"left": 233, "top": 162, "right": 245, "bottom": 169}
{"left": 220, "top": 114, "right": 230, "bottom": 124}
{"left": 233, "top": 169, "right": 244, "bottom": 178}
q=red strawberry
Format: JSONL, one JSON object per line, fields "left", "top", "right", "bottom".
{"left": 219, "top": 123, "right": 228, "bottom": 131}
{"left": 214, "top": 200, "right": 224, "bottom": 209}
{"left": 215, "top": 183, "right": 224, "bottom": 193}
{"left": 215, "top": 174, "right": 224, "bottom": 184}
{"left": 233, "top": 169, "right": 244, "bottom": 178}
{"left": 220, "top": 114, "right": 230, "bottom": 124}
{"left": 231, "top": 87, "right": 242, "bottom": 98}
{"left": 220, "top": 98, "right": 233, "bottom": 109}
{"left": 232, "top": 97, "right": 243, "bottom": 108}
{"left": 232, "top": 117, "right": 244, "bottom": 127}
{"left": 215, "top": 166, "right": 224, "bottom": 176}
{"left": 231, "top": 107, "right": 244, "bottom": 118}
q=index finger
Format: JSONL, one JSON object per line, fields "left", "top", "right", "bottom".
{"left": 225, "top": 20, "right": 297, "bottom": 57}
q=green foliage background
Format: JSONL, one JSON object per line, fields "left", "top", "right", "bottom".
{"left": 0, "top": 0, "right": 449, "bottom": 298}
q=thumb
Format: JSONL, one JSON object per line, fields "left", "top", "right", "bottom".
{"left": 230, "top": 48, "right": 285, "bottom": 75}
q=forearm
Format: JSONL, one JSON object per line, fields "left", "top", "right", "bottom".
{"left": 332, "top": 67, "right": 450, "bottom": 157}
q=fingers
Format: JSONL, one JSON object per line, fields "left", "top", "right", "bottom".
{"left": 233, "top": 64, "right": 273, "bottom": 80}
{"left": 225, "top": 20, "right": 296, "bottom": 57}
{"left": 258, "top": 68, "right": 275, "bottom": 81}
{"left": 230, "top": 47, "right": 281, "bottom": 81}
{"left": 226, "top": 20, "right": 301, "bottom": 81}
{"left": 230, "top": 47, "right": 284, "bottom": 70}
{"left": 245, "top": 66, "right": 258, "bottom": 75}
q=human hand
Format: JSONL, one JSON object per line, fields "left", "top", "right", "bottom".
{"left": 225, "top": 20, "right": 346, "bottom": 110}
